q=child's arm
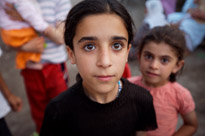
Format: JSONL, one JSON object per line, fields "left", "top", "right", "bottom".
{"left": 0, "top": 72, "right": 22, "bottom": 112}
{"left": 173, "top": 110, "right": 198, "bottom": 136}
{"left": 17, "top": 0, "right": 64, "bottom": 45}
{"left": 7, "top": 36, "right": 45, "bottom": 53}
{"left": 136, "top": 131, "right": 146, "bottom": 136}
{"left": 43, "top": 23, "right": 64, "bottom": 45}
{"left": 5, "top": 2, "right": 64, "bottom": 45}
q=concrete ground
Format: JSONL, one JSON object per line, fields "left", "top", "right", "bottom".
{"left": 0, "top": 0, "right": 204, "bottom": 136}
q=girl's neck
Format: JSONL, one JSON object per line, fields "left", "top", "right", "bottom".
{"left": 83, "top": 80, "right": 122, "bottom": 104}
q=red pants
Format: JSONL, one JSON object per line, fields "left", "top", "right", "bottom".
{"left": 21, "top": 63, "right": 68, "bottom": 133}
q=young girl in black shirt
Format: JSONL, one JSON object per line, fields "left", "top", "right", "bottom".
{"left": 40, "top": 0, "right": 157, "bottom": 135}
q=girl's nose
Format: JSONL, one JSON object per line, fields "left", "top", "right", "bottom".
{"left": 96, "top": 48, "right": 112, "bottom": 68}
{"left": 149, "top": 59, "right": 159, "bottom": 69}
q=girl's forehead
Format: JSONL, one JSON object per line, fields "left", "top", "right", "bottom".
{"left": 74, "top": 13, "right": 128, "bottom": 41}
{"left": 77, "top": 13, "right": 126, "bottom": 28}
{"left": 143, "top": 42, "right": 177, "bottom": 56}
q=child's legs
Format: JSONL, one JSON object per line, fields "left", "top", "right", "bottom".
{"left": 21, "top": 63, "right": 68, "bottom": 132}
{"left": 0, "top": 118, "right": 12, "bottom": 136}
{"left": 21, "top": 69, "right": 48, "bottom": 133}
{"left": 42, "top": 63, "right": 69, "bottom": 99}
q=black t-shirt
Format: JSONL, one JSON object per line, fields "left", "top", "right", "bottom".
{"left": 40, "top": 78, "right": 157, "bottom": 136}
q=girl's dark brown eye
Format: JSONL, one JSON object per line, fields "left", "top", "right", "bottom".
{"left": 84, "top": 44, "right": 96, "bottom": 51}
{"left": 161, "top": 58, "right": 169, "bottom": 64}
{"left": 112, "top": 43, "right": 122, "bottom": 50}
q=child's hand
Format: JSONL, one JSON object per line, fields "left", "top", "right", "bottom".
{"left": 7, "top": 93, "right": 23, "bottom": 112}
{"left": 189, "top": 8, "right": 205, "bottom": 21}
{"left": 194, "top": 0, "right": 201, "bottom": 4}
{"left": 20, "top": 37, "right": 45, "bottom": 53}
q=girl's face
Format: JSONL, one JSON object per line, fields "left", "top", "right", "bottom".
{"left": 138, "top": 42, "right": 183, "bottom": 87}
{"left": 68, "top": 14, "right": 130, "bottom": 95}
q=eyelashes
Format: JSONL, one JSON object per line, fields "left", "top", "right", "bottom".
{"left": 83, "top": 42, "right": 125, "bottom": 52}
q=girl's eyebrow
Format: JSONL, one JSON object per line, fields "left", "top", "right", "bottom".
{"left": 160, "top": 55, "right": 173, "bottom": 60}
{"left": 144, "top": 51, "right": 173, "bottom": 59}
{"left": 144, "top": 51, "right": 152, "bottom": 55}
{"left": 111, "top": 36, "right": 127, "bottom": 42}
{"left": 78, "top": 36, "right": 128, "bottom": 43}
{"left": 78, "top": 36, "right": 97, "bottom": 43}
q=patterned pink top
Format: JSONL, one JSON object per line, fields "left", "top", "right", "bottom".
{"left": 128, "top": 76, "right": 195, "bottom": 136}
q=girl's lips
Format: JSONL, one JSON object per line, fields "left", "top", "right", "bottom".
{"left": 146, "top": 71, "right": 159, "bottom": 77}
{"left": 95, "top": 75, "right": 114, "bottom": 81}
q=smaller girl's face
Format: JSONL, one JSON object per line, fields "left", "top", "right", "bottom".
{"left": 139, "top": 42, "right": 183, "bottom": 87}
{"left": 68, "top": 13, "right": 130, "bottom": 95}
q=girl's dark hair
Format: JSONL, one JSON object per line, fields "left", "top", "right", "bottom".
{"left": 138, "top": 25, "right": 186, "bottom": 82}
{"left": 64, "top": 0, "right": 134, "bottom": 50}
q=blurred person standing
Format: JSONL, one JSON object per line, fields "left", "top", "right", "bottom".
{"left": 21, "top": 0, "right": 72, "bottom": 134}
{"left": 4, "top": 0, "right": 72, "bottom": 134}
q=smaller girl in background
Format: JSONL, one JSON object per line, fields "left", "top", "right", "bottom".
{"left": 129, "top": 25, "right": 198, "bottom": 136}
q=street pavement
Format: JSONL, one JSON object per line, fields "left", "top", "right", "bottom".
{"left": 0, "top": 0, "right": 204, "bottom": 135}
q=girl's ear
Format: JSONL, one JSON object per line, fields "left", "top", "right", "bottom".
{"left": 66, "top": 46, "right": 76, "bottom": 64}
{"left": 172, "top": 60, "right": 184, "bottom": 74}
{"left": 126, "top": 44, "right": 132, "bottom": 62}
{"left": 127, "top": 44, "right": 131, "bottom": 53}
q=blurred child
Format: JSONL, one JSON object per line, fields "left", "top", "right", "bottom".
{"left": 0, "top": 0, "right": 64, "bottom": 69}
{"left": 168, "top": 0, "right": 205, "bottom": 52}
{"left": 0, "top": 47, "right": 22, "bottom": 136}
{"left": 40, "top": 0, "right": 158, "bottom": 136}
{"left": 2, "top": 0, "right": 72, "bottom": 134}
{"left": 129, "top": 25, "right": 198, "bottom": 136}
